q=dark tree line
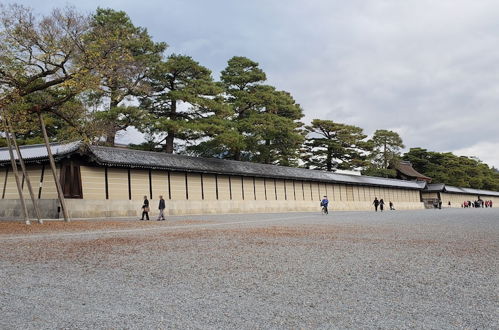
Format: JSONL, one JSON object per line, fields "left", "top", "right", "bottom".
{"left": 403, "top": 148, "right": 499, "bottom": 191}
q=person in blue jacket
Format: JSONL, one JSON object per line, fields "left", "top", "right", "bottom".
{"left": 320, "top": 196, "right": 329, "bottom": 214}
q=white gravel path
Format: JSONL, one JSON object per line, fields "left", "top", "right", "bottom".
{"left": 1, "top": 208, "right": 498, "bottom": 329}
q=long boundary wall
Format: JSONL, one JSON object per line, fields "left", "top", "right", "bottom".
{"left": 1, "top": 164, "right": 425, "bottom": 219}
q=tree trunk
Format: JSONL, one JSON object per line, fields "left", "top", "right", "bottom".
{"left": 1, "top": 113, "right": 30, "bottom": 224}
{"left": 383, "top": 139, "right": 388, "bottom": 170}
{"left": 164, "top": 99, "right": 177, "bottom": 153}
{"left": 164, "top": 133, "right": 174, "bottom": 153}
{"left": 326, "top": 149, "right": 333, "bottom": 172}
{"left": 264, "top": 139, "right": 271, "bottom": 164}
{"left": 105, "top": 128, "right": 117, "bottom": 147}
{"left": 234, "top": 150, "right": 241, "bottom": 161}
{"left": 39, "top": 113, "right": 70, "bottom": 222}
{"left": 7, "top": 118, "right": 43, "bottom": 223}
{"left": 105, "top": 91, "right": 121, "bottom": 147}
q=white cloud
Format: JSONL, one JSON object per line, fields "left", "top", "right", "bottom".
{"left": 453, "top": 142, "right": 499, "bottom": 169}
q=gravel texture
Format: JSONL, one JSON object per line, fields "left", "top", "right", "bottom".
{"left": 0, "top": 208, "right": 498, "bottom": 329}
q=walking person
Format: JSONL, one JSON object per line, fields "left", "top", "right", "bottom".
{"left": 373, "top": 197, "right": 379, "bottom": 212}
{"left": 379, "top": 198, "right": 385, "bottom": 212}
{"left": 320, "top": 196, "right": 329, "bottom": 215}
{"left": 389, "top": 201, "right": 395, "bottom": 210}
{"left": 140, "top": 195, "right": 150, "bottom": 220}
{"left": 157, "top": 195, "right": 166, "bottom": 221}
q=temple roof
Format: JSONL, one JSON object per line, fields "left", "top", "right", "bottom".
{"left": 396, "top": 161, "right": 432, "bottom": 182}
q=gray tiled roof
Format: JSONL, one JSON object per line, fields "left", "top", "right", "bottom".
{"left": 0, "top": 141, "right": 81, "bottom": 163}
{"left": 87, "top": 145, "right": 423, "bottom": 189}
{"left": 6, "top": 142, "right": 492, "bottom": 191}
{"left": 425, "top": 183, "right": 499, "bottom": 197}
{"left": 425, "top": 183, "right": 445, "bottom": 192}
{"left": 445, "top": 185, "right": 499, "bottom": 197}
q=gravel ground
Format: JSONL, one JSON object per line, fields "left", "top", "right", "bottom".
{"left": 0, "top": 209, "right": 498, "bottom": 329}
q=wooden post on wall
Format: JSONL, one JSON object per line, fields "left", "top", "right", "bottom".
{"left": 241, "top": 176, "right": 244, "bottom": 200}
{"left": 228, "top": 176, "right": 232, "bottom": 200}
{"left": 293, "top": 181, "right": 296, "bottom": 200}
{"left": 252, "top": 177, "right": 256, "bottom": 200}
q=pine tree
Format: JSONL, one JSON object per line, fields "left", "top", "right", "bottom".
{"left": 304, "top": 119, "right": 372, "bottom": 171}
{"left": 88, "top": 8, "right": 167, "bottom": 146}
{"left": 191, "top": 56, "right": 304, "bottom": 165}
{"left": 140, "top": 54, "right": 227, "bottom": 153}
{"left": 363, "top": 129, "right": 404, "bottom": 177}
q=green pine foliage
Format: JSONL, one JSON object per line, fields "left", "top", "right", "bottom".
{"left": 362, "top": 129, "right": 404, "bottom": 178}
{"left": 88, "top": 8, "right": 167, "bottom": 146}
{"left": 403, "top": 148, "right": 499, "bottom": 190}
{"left": 139, "top": 54, "right": 227, "bottom": 153}
{"left": 303, "top": 120, "right": 372, "bottom": 171}
{"left": 189, "top": 56, "right": 305, "bottom": 166}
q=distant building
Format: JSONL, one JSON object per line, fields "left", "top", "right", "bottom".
{"left": 395, "top": 161, "right": 432, "bottom": 183}
{"left": 421, "top": 183, "right": 499, "bottom": 208}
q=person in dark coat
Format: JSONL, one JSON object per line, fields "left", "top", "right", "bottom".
{"left": 373, "top": 197, "right": 380, "bottom": 212}
{"left": 140, "top": 195, "right": 150, "bottom": 220}
{"left": 389, "top": 201, "right": 395, "bottom": 210}
{"left": 157, "top": 195, "right": 166, "bottom": 221}
{"left": 379, "top": 198, "right": 385, "bottom": 211}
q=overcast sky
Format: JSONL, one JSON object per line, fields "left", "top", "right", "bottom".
{"left": 12, "top": 0, "right": 499, "bottom": 168}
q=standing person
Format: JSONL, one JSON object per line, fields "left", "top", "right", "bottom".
{"left": 157, "top": 195, "right": 166, "bottom": 221}
{"left": 320, "top": 196, "right": 329, "bottom": 215}
{"left": 140, "top": 195, "right": 150, "bottom": 220}
{"left": 379, "top": 198, "right": 385, "bottom": 212}
{"left": 372, "top": 197, "right": 380, "bottom": 212}
{"left": 389, "top": 201, "right": 395, "bottom": 210}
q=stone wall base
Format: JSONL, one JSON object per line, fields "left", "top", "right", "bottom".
{"left": 0, "top": 199, "right": 425, "bottom": 220}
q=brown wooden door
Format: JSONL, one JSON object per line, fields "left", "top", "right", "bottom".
{"left": 60, "top": 161, "right": 83, "bottom": 198}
